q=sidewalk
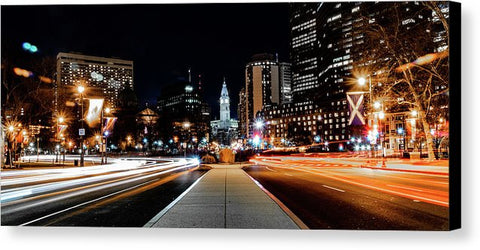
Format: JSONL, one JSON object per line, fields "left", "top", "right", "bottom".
{"left": 144, "top": 164, "right": 302, "bottom": 229}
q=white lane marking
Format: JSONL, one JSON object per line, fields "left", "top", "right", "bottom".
{"left": 266, "top": 167, "right": 277, "bottom": 172}
{"left": 322, "top": 185, "right": 345, "bottom": 193}
{"left": 20, "top": 179, "right": 157, "bottom": 226}
{"left": 265, "top": 165, "right": 449, "bottom": 207}
{"left": 387, "top": 184, "right": 425, "bottom": 192}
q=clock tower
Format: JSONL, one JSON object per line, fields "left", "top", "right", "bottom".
{"left": 219, "top": 78, "right": 230, "bottom": 128}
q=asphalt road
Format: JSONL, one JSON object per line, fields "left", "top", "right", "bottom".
{"left": 245, "top": 156, "right": 449, "bottom": 230}
{"left": 1, "top": 158, "right": 207, "bottom": 227}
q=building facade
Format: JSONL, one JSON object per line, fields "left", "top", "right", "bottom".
{"left": 243, "top": 53, "right": 292, "bottom": 137}
{"left": 267, "top": 2, "right": 450, "bottom": 150}
{"left": 156, "top": 77, "right": 211, "bottom": 149}
{"left": 55, "top": 52, "right": 134, "bottom": 112}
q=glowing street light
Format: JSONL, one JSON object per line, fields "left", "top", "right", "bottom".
{"left": 378, "top": 111, "right": 385, "bottom": 120}
{"left": 373, "top": 101, "right": 381, "bottom": 110}
{"left": 182, "top": 122, "right": 191, "bottom": 157}
{"left": 358, "top": 77, "right": 366, "bottom": 86}
{"left": 78, "top": 84, "right": 85, "bottom": 166}
{"left": 255, "top": 120, "right": 264, "bottom": 129}
{"left": 411, "top": 110, "right": 418, "bottom": 117}
{"left": 77, "top": 85, "right": 85, "bottom": 94}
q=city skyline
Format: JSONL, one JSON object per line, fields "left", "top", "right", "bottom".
{"left": 0, "top": 1, "right": 460, "bottom": 233}
{"left": 1, "top": 3, "right": 290, "bottom": 117}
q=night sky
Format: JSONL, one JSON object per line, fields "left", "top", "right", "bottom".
{"left": 1, "top": 3, "right": 290, "bottom": 118}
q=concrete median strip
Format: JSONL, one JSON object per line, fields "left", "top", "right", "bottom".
{"left": 144, "top": 164, "right": 301, "bottom": 229}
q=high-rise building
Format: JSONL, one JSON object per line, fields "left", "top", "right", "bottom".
{"left": 243, "top": 53, "right": 292, "bottom": 137}
{"left": 156, "top": 76, "right": 210, "bottom": 147}
{"left": 260, "top": 2, "right": 450, "bottom": 149}
{"left": 55, "top": 52, "right": 134, "bottom": 112}
{"left": 237, "top": 88, "right": 247, "bottom": 139}
{"left": 290, "top": 3, "right": 320, "bottom": 103}
{"left": 210, "top": 79, "right": 238, "bottom": 145}
{"left": 279, "top": 62, "right": 293, "bottom": 104}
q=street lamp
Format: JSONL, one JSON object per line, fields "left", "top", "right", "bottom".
{"left": 5, "top": 121, "right": 21, "bottom": 168}
{"left": 78, "top": 85, "right": 85, "bottom": 166}
{"left": 77, "top": 85, "right": 85, "bottom": 94}
{"left": 255, "top": 120, "right": 264, "bottom": 129}
{"left": 358, "top": 76, "right": 375, "bottom": 157}
{"left": 56, "top": 116, "right": 65, "bottom": 163}
{"left": 182, "top": 121, "right": 191, "bottom": 157}
{"left": 101, "top": 106, "right": 110, "bottom": 164}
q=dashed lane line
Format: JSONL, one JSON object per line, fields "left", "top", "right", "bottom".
{"left": 322, "top": 185, "right": 345, "bottom": 193}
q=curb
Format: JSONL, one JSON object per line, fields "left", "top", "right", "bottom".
{"left": 143, "top": 169, "right": 209, "bottom": 227}
{"left": 360, "top": 165, "right": 449, "bottom": 176}
{"left": 244, "top": 172, "right": 309, "bottom": 229}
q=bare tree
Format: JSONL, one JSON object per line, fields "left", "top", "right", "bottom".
{"left": 355, "top": 1, "right": 450, "bottom": 160}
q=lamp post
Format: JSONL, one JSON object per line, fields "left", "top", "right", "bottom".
{"left": 78, "top": 85, "right": 85, "bottom": 167}
{"left": 378, "top": 110, "right": 385, "bottom": 157}
{"left": 358, "top": 76, "right": 375, "bottom": 158}
{"left": 36, "top": 137, "right": 40, "bottom": 162}
{"left": 101, "top": 107, "right": 110, "bottom": 165}
{"left": 254, "top": 119, "right": 264, "bottom": 150}
{"left": 182, "top": 121, "right": 191, "bottom": 158}
{"left": 6, "top": 122, "right": 20, "bottom": 168}
{"left": 55, "top": 116, "right": 64, "bottom": 163}
{"left": 358, "top": 76, "right": 373, "bottom": 111}
{"left": 8, "top": 125, "right": 15, "bottom": 167}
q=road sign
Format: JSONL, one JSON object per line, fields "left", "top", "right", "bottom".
{"left": 79, "top": 128, "right": 85, "bottom": 136}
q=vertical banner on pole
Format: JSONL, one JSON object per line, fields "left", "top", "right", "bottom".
{"left": 103, "top": 117, "right": 117, "bottom": 134}
{"left": 86, "top": 99, "right": 104, "bottom": 127}
{"left": 347, "top": 92, "right": 366, "bottom": 126}
{"left": 57, "top": 125, "right": 68, "bottom": 139}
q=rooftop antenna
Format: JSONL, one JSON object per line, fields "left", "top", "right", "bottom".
{"left": 198, "top": 74, "right": 202, "bottom": 90}
{"left": 275, "top": 52, "right": 279, "bottom": 63}
{"left": 188, "top": 67, "right": 192, "bottom": 83}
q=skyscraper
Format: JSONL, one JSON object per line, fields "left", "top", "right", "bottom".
{"left": 279, "top": 62, "right": 293, "bottom": 104}
{"left": 284, "top": 2, "right": 450, "bottom": 148}
{"left": 243, "top": 53, "right": 291, "bottom": 137}
{"left": 290, "top": 3, "right": 320, "bottom": 103}
{"left": 237, "top": 88, "right": 247, "bottom": 139}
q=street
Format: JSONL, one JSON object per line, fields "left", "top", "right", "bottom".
{"left": 246, "top": 155, "right": 449, "bottom": 230}
{"left": 1, "top": 157, "right": 206, "bottom": 226}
